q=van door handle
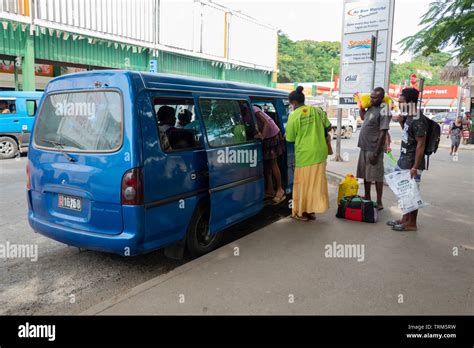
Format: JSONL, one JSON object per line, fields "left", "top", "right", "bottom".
{"left": 191, "top": 171, "right": 208, "bottom": 180}
{"left": 13, "top": 119, "right": 19, "bottom": 122}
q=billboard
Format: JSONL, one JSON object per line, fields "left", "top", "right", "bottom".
{"left": 343, "top": 1, "right": 391, "bottom": 33}
{"left": 339, "top": 0, "right": 395, "bottom": 107}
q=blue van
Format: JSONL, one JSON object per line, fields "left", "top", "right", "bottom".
{"left": 0, "top": 91, "right": 43, "bottom": 159}
{"left": 27, "top": 71, "right": 293, "bottom": 258}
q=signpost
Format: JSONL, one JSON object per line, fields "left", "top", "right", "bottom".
{"left": 334, "top": 0, "right": 395, "bottom": 161}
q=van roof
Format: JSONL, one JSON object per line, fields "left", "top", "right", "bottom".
{"left": 0, "top": 91, "right": 43, "bottom": 98}
{"left": 46, "top": 70, "right": 289, "bottom": 99}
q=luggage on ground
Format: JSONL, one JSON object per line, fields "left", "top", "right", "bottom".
{"left": 336, "top": 196, "right": 378, "bottom": 223}
{"left": 337, "top": 173, "right": 359, "bottom": 204}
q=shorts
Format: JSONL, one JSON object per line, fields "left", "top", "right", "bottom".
{"left": 451, "top": 135, "right": 461, "bottom": 147}
{"left": 356, "top": 150, "right": 384, "bottom": 182}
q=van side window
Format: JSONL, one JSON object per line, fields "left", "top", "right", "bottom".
{"left": 251, "top": 100, "right": 280, "bottom": 126}
{"left": 26, "top": 100, "right": 38, "bottom": 116}
{"left": 152, "top": 98, "right": 203, "bottom": 152}
{"left": 0, "top": 99, "right": 16, "bottom": 114}
{"left": 199, "top": 99, "right": 255, "bottom": 147}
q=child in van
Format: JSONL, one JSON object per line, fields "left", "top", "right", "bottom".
{"left": 157, "top": 105, "right": 176, "bottom": 151}
{"left": 0, "top": 100, "right": 11, "bottom": 114}
{"left": 253, "top": 105, "right": 286, "bottom": 204}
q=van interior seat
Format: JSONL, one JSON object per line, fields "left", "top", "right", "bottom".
{"left": 167, "top": 128, "right": 197, "bottom": 149}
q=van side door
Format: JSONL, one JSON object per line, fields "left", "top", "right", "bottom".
{"left": 194, "top": 95, "right": 264, "bottom": 234}
{"left": 275, "top": 98, "right": 295, "bottom": 192}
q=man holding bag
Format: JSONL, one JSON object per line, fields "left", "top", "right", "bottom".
{"left": 356, "top": 87, "right": 390, "bottom": 210}
{"left": 387, "top": 88, "right": 427, "bottom": 232}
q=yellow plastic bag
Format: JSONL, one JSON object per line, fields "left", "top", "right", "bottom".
{"left": 354, "top": 92, "right": 393, "bottom": 109}
{"left": 337, "top": 173, "right": 359, "bottom": 204}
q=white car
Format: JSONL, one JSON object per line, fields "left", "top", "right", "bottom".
{"left": 328, "top": 115, "right": 358, "bottom": 139}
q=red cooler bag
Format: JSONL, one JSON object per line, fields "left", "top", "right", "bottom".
{"left": 336, "top": 195, "right": 378, "bottom": 223}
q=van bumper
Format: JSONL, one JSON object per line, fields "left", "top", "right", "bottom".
{"left": 27, "top": 206, "right": 146, "bottom": 256}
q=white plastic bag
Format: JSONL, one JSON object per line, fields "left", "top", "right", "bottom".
{"left": 384, "top": 170, "right": 426, "bottom": 214}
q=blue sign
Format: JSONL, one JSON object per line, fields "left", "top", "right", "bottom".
{"left": 149, "top": 59, "right": 158, "bottom": 73}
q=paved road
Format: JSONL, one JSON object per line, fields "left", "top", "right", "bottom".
{"left": 0, "top": 155, "right": 289, "bottom": 315}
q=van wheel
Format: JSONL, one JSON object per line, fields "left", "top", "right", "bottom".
{"left": 345, "top": 126, "right": 353, "bottom": 139}
{"left": 186, "top": 203, "right": 222, "bottom": 257}
{"left": 0, "top": 137, "right": 18, "bottom": 159}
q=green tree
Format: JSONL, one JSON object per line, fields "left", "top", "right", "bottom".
{"left": 398, "top": 0, "right": 473, "bottom": 65}
{"left": 390, "top": 52, "right": 457, "bottom": 85}
{"left": 277, "top": 32, "right": 339, "bottom": 83}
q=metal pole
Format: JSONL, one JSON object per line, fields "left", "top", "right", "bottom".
{"left": 371, "top": 30, "right": 378, "bottom": 90}
{"left": 335, "top": 107, "right": 343, "bottom": 161}
{"left": 455, "top": 78, "right": 464, "bottom": 115}
{"left": 13, "top": 59, "right": 20, "bottom": 91}
{"left": 330, "top": 67, "right": 334, "bottom": 95}
{"left": 334, "top": 0, "right": 346, "bottom": 162}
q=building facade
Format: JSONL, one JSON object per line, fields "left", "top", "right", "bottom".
{"left": 0, "top": 0, "right": 278, "bottom": 90}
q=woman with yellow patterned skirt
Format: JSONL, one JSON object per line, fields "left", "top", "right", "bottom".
{"left": 285, "top": 86, "right": 331, "bottom": 221}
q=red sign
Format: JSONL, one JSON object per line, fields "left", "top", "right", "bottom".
{"left": 422, "top": 85, "right": 459, "bottom": 99}
{"left": 388, "top": 84, "right": 458, "bottom": 99}
{"left": 410, "top": 74, "right": 417, "bottom": 86}
{"left": 0, "top": 61, "right": 54, "bottom": 77}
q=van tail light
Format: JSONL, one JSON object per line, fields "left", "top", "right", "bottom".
{"left": 26, "top": 160, "right": 31, "bottom": 190}
{"left": 121, "top": 167, "right": 144, "bottom": 205}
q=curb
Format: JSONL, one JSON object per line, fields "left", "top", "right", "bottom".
{"left": 81, "top": 243, "right": 238, "bottom": 315}
{"left": 393, "top": 140, "right": 474, "bottom": 151}
{"left": 326, "top": 170, "right": 345, "bottom": 183}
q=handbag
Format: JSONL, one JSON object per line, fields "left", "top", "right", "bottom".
{"left": 314, "top": 106, "right": 333, "bottom": 155}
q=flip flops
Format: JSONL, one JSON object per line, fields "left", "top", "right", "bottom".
{"left": 392, "top": 224, "right": 417, "bottom": 232}
{"left": 291, "top": 214, "right": 309, "bottom": 222}
{"left": 386, "top": 219, "right": 402, "bottom": 226}
{"left": 272, "top": 193, "right": 286, "bottom": 205}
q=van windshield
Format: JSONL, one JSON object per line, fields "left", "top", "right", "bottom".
{"left": 34, "top": 91, "right": 122, "bottom": 152}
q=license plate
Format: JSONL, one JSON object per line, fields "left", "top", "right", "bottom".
{"left": 58, "top": 194, "right": 82, "bottom": 211}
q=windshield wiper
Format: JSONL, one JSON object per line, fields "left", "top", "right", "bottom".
{"left": 40, "top": 139, "right": 75, "bottom": 162}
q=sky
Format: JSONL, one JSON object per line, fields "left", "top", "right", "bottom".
{"left": 222, "top": 0, "right": 434, "bottom": 63}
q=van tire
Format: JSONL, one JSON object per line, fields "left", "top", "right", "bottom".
{"left": 186, "top": 202, "right": 222, "bottom": 258}
{"left": 0, "top": 136, "right": 18, "bottom": 159}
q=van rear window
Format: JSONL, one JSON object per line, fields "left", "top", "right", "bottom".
{"left": 34, "top": 91, "right": 122, "bottom": 152}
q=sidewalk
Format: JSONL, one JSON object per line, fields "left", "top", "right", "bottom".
{"left": 83, "top": 161, "right": 473, "bottom": 315}
{"left": 393, "top": 137, "right": 474, "bottom": 151}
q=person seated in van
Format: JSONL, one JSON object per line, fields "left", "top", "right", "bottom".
{"left": 157, "top": 105, "right": 176, "bottom": 151}
{"left": 0, "top": 100, "right": 11, "bottom": 114}
{"left": 253, "top": 105, "right": 286, "bottom": 204}
{"left": 176, "top": 109, "right": 192, "bottom": 129}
